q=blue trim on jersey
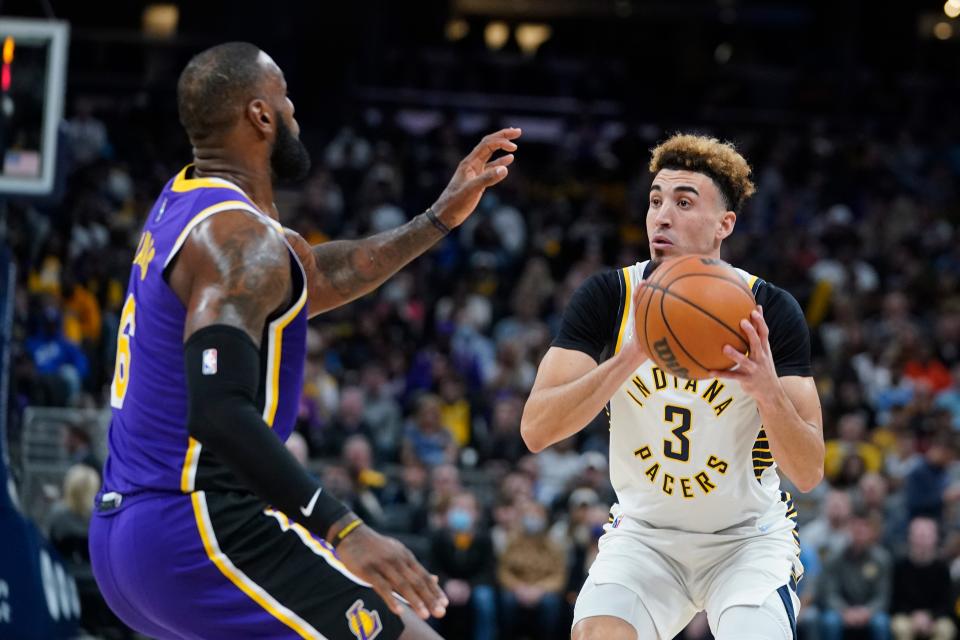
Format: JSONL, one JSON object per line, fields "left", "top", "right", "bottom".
{"left": 777, "top": 584, "right": 798, "bottom": 640}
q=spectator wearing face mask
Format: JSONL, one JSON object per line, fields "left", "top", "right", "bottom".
{"left": 430, "top": 492, "right": 496, "bottom": 640}
{"left": 497, "top": 499, "right": 567, "bottom": 640}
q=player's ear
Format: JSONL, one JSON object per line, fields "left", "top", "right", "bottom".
{"left": 717, "top": 210, "right": 737, "bottom": 241}
{"left": 246, "top": 99, "right": 273, "bottom": 136}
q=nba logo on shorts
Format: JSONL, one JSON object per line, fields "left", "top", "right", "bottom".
{"left": 346, "top": 599, "right": 382, "bottom": 640}
{"left": 201, "top": 348, "right": 218, "bottom": 375}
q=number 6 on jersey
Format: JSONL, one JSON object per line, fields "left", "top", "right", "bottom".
{"left": 110, "top": 294, "right": 137, "bottom": 408}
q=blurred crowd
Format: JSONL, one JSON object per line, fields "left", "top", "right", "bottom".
{"left": 5, "top": 89, "right": 960, "bottom": 639}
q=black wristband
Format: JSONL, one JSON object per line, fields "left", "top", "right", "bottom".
{"left": 425, "top": 207, "right": 451, "bottom": 234}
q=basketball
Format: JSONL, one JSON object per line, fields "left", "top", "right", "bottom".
{"left": 636, "top": 255, "right": 756, "bottom": 380}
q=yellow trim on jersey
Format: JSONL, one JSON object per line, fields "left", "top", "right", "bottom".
{"left": 180, "top": 437, "right": 202, "bottom": 493}
{"left": 163, "top": 200, "right": 260, "bottom": 269}
{"left": 262, "top": 287, "right": 308, "bottom": 427}
{"left": 172, "top": 165, "right": 247, "bottom": 196}
{"left": 747, "top": 274, "right": 759, "bottom": 291}
{"left": 190, "top": 492, "right": 322, "bottom": 639}
{"left": 614, "top": 267, "right": 633, "bottom": 354}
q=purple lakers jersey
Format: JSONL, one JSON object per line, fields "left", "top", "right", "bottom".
{"left": 102, "top": 166, "right": 308, "bottom": 495}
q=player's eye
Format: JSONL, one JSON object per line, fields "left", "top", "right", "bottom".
{"left": 650, "top": 197, "right": 661, "bottom": 206}
{"left": 678, "top": 199, "right": 691, "bottom": 208}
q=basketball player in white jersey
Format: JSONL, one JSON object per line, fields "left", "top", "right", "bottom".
{"left": 521, "top": 134, "right": 824, "bottom": 640}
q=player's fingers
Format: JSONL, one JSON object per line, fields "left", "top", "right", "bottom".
{"left": 740, "top": 318, "right": 762, "bottom": 360}
{"left": 401, "top": 558, "right": 448, "bottom": 618}
{"left": 722, "top": 344, "right": 751, "bottom": 369}
{"left": 467, "top": 165, "right": 509, "bottom": 190}
{"left": 382, "top": 561, "right": 430, "bottom": 619}
{"left": 368, "top": 570, "right": 406, "bottom": 617}
{"left": 468, "top": 129, "right": 521, "bottom": 162}
{"left": 754, "top": 306, "right": 770, "bottom": 346}
{"left": 484, "top": 153, "right": 515, "bottom": 171}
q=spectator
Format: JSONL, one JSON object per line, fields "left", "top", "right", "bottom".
{"left": 903, "top": 342, "right": 952, "bottom": 394}
{"left": 549, "top": 487, "right": 605, "bottom": 607}
{"left": 857, "top": 472, "right": 908, "bottom": 552}
{"left": 430, "top": 491, "right": 497, "bottom": 640}
{"left": 482, "top": 393, "right": 527, "bottom": 465}
{"left": 342, "top": 435, "right": 388, "bottom": 528}
{"left": 359, "top": 363, "right": 403, "bottom": 460}
{"left": 47, "top": 464, "right": 125, "bottom": 637}
{"left": 438, "top": 375, "right": 472, "bottom": 449}
{"left": 427, "top": 463, "right": 463, "bottom": 527}
{"left": 24, "top": 303, "right": 90, "bottom": 405}
{"left": 497, "top": 500, "right": 567, "bottom": 640}
{"left": 820, "top": 506, "right": 893, "bottom": 640}
{"left": 64, "top": 422, "right": 102, "bottom": 474}
{"left": 890, "top": 517, "right": 955, "bottom": 640}
{"left": 803, "top": 489, "right": 853, "bottom": 562}
{"left": 60, "top": 273, "right": 102, "bottom": 348}
{"left": 403, "top": 393, "right": 457, "bottom": 468}
{"left": 323, "top": 386, "right": 374, "bottom": 457}
{"left": 536, "top": 435, "right": 584, "bottom": 507}
{"left": 905, "top": 433, "right": 955, "bottom": 521}
{"left": 825, "top": 413, "right": 884, "bottom": 483}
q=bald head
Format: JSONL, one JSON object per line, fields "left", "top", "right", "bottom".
{"left": 177, "top": 42, "right": 272, "bottom": 144}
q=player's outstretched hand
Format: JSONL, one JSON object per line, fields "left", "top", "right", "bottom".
{"left": 336, "top": 523, "right": 448, "bottom": 620}
{"left": 430, "top": 127, "right": 521, "bottom": 229}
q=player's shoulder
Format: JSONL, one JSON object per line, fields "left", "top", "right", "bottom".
{"left": 575, "top": 267, "right": 625, "bottom": 300}
{"left": 751, "top": 277, "right": 805, "bottom": 326}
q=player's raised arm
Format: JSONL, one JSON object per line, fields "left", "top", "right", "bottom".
{"left": 168, "top": 210, "right": 448, "bottom": 620}
{"left": 521, "top": 281, "right": 649, "bottom": 452}
{"left": 287, "top": 128, "right": 520, "bottom": 317}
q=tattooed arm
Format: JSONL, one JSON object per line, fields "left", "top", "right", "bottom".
{"left": 167, "top": 210, "right": 448, "bottom": 620}
{"left": 286, "top": 214, "right": 443, "bottom": 317}
{"left": 170, "top": 210, "right": 291, "bottom": 341}
{"left": 288, "top": 127, "right": 521, "bottom": 317}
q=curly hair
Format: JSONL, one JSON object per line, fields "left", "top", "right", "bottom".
{"left": 649, "top": 134, "right": 756, "bottom": 212}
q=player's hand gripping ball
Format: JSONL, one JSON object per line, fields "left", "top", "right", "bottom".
{"left": 636, "top": 255, "right": 756, "bottom": 380}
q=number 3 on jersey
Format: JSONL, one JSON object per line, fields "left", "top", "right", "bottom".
{"left": 663, "top": 405, "right": 692, "bottom": 462}
{"left": 110, "top": 294, "right": 137, "bottom": 408}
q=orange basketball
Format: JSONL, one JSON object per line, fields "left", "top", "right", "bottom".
{"left": 636, "top": 255, "right": 756, "bottom": 380}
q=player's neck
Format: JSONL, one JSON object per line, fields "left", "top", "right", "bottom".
{"left": 191, "top": 151, "right": 277, "bottom": 219}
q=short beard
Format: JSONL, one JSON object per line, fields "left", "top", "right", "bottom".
{"left": 270, "top": 117, "right": 311, "bottom": 185}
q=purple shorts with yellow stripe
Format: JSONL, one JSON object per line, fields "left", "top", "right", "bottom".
{"left": 89, "top": 490, "right": 403, "bottom": 639}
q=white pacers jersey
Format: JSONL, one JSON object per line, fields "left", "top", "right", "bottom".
{"left": 607, "top": 260, "right": 799, "bottom": 539}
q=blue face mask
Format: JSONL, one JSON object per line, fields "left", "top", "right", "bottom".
{"left": 448, "top": 508, "right": 473, "bottom": 532}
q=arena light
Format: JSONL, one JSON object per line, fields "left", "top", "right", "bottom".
{"left": 515, "top": 23, "right": 551, "bottom": 56}
{"left": 484, "top": 21, "right": 510, "bottom": 50}
{"left": 445, "top": 18, "right": 469, "bottom": 41}
{"left": 142, "top": 4, "right": 179, "bottom": 40}
{"left": 934, "top": 20, "right": 954, "bottom": 39}
{"left": 946, "top": 1, "right": 960, "bottom": 19}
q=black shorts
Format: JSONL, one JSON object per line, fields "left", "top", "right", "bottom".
{"left": 90, "top": 490, "right": 405, "bottom": 639}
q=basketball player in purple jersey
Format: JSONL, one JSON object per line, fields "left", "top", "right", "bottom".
{"left": 88, "top": 42, "right": 520, "bottom": 640}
